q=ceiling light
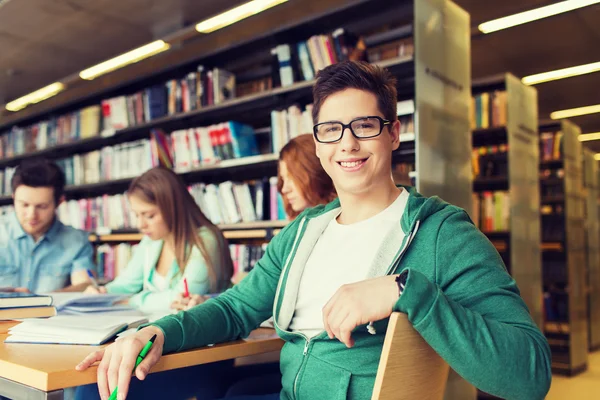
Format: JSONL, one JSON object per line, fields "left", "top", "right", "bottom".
{"left": 551, "top": 104, "right": 600, "bottom": 120}
{"left": 79, "top": 40, "right": 171, "bottom": 80}
{"left": 594, "top": 154, "right": 600, "bottom": 161}
{"left": 479, "top": 0, "right": 600, "bottom": 34}
{"left": 578, "top": 132, "right": 600, "bottom": 141}
{"left": 195, "top": 0, "right": 288, "bottom": 33}
{"left": 5, "top": 82, "right": 65, "bottom": 112}
{"left": 523, "top": 60, "right": 600, "bottom": 85}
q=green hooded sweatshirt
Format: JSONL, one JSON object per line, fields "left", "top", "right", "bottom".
{"left": 152, "top": 186, "right": 552, "bottom": 400}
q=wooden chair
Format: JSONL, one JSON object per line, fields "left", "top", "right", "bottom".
{"left": 372, "top": 312, "right": 450, "bottom": 400}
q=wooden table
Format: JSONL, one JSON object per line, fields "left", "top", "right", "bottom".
{"left": 0, "top": 322, "right": 283, "bottom": 400}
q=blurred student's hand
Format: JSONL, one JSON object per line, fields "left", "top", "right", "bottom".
{"left": 83, "top": 285, "right": 107, "bottom": 294}
{"left": 76, "top": 326, "right": 165, "bottom": 400}
{"left": 171, "top": 293, "right": 207, "bottom": 311}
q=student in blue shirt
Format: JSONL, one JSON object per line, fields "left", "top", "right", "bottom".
{"left": 0, "top": 159, "right": 96, "bottom": 293}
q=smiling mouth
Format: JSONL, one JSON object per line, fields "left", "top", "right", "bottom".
{"left": 337, "top": 158, "right": 368, "bottom": 168}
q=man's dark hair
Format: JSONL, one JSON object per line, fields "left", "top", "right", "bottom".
{"left": 312, "top": 60, "right": 398, "bottom": 124}
{"left": 11, "top": 159, "right": 66, "bottom": 204}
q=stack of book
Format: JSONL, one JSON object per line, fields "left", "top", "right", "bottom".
{"left": 0, "top": 292, "right": 56, "bottom": 321}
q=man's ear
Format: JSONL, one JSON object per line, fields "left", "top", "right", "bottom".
{"left": 57, "top": 195, "right": 66, "bottom": 207}
{"left": 390, "top": 120, "right": 401, "bottom": 151}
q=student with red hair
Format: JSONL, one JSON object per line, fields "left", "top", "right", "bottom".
{"left": 277, "top": 133, "right": 337, "bottom": 219}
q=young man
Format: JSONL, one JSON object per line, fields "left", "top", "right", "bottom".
{"left": 78, "top": 62, "right": 551, "bottom": 400}
{"left": 0, "top": 159, "right": 96, "bottom": 292}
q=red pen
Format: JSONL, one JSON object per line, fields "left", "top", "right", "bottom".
{"left": 183, "top": 278, "right": 190, "bottom": 298}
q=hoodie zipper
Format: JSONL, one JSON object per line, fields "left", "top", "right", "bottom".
{"left": 368, "top": 220, "right": 421, "bottom": 334}
{"left": 270, "top": 216, "right": 311, "bottom": 400}
{"left": 279, "top": 219, "right": 422, "bottom": 398}
{"left": 384, "top": 220, "right": 420, "bottom": 275}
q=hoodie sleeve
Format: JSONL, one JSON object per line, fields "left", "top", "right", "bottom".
{"left": 395, "top": 210, "right": 552, "bottom": 400}
{"left": 150, "top": 214, "right": 301, "bottom": 354}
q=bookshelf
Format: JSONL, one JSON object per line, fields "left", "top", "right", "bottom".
{"left": 470, "top": 73, "right": 543, "bottom": 332}
{"left": 1, "top": 1, "right": 475, "bottom": 397}
{"left": 583, "top": 149, "right": 600, "bottom": 351}
{"left": 539, "top": 119, "right": 588, "bottom": 376}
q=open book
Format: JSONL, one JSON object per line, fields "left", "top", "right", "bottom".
{"left": 5, "top": 315, "right": 148, "bottom": 345}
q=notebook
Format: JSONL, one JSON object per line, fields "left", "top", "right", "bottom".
{"left": 5, "top": 315, "right": 148, "bottom": 345}
{"left": 0, "top": 306, "right": 57, "bottom": 321}
{"left": 42, "top": 293, "right": 134, "bottom": 314}
{"left": 0, "top": 292, "right": 53, "bottom": 309}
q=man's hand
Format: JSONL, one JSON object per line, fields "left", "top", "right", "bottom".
{"left": 76, "top": 326, "right": 165, "bottom": 400}
{"left": 322, "top": 275, "right": 399, "bottom": 348}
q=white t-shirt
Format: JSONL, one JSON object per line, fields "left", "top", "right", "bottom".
{"left": 151, "top": 270, "right": 169, "bottom": 291}
{"left": 289, "top": 189, "right": 409, "bottom": 338}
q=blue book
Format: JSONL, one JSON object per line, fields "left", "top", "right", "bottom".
{"left": 0, "top": 291, "right": 53, "bottom": 309}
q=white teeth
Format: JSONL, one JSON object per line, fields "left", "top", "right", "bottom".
{"left": 340, "top": 160, "right": 363, "bottom": 168}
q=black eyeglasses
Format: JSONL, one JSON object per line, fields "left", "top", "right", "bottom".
{"left": 313, "top": 116, "right": 391, "bottom": 143}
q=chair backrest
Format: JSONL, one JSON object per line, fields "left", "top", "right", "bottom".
{"left": 372, "top": 312, "right": 450, "bottom": 400}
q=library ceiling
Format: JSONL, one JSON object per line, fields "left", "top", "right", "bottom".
{"left": 0, "top": 0, "right": 244, "bottom": 103}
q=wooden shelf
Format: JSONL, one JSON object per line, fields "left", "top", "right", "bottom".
{"left": 540, "top": 178, "right": 563, "bottom": 185}
{"left": 545, "top": 322, "right": 570, "bottom": 335}
{"left": 539, "top": 159, "right": 563, "bottom": 169}
{"left": 88, "top": 221, "right": 289, "bottom": 242}
{"left": 483, "top": 231, "right": 510, "bottom": 239}
{"left": 473, "top": 176, "right": 509, "bottom": 191}
{"left": 541, "top": 195, "right": 565, "bottom": 204}
{"left": 472, "top": 126, "right": 507, "bottom": 147}
{"left": 542, "top": 242, "right": 563, "bottom": 252}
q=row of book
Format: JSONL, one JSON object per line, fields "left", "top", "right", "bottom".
{"left": 0, "top": 120, "right": 263, "bottom": 195}
{"left": 56, "top": 138, "right": 160, "bottom": 187}
{"left": 271, "top": 105, "right": 314, "bottom": 153}
{"left": 0, "top": 66, "right": 237, "bottom": 160}
{"left": 472, "top": 191, "right": 510, "bottom": 232}
{"left": 230, "top": 244, "right": 267, "bottom": 284}
{"left": 273, "top": 29, "right": 359, "bottom": 87}
{"left": 470, "top": 91, "right": 508, "bottom": 130}
{"left": 0, "top": 105, "right": 102, "bottom": 159}
{"left": 170, "top": 121, "right": 259, "bottom": 172}
{"left": 103, "top": 66, "right": 236, "bottom": 132}
{"left": 472, "top": 145, "right": 508, "bottom": 178}
{"left": 96, "top": 243, "right": 138, "bottom": 281}
{"left": 273, "top": 27, "right": 413, "bottom": 88}
{"left": 57, "top": 194, "right": 138, "bottom": 233}
{"left": 189, "top": 179, "right": 287, "bottom": 225}
{"left": 0, "top": 167, "right": 16, "bottom": 196}
{"left": 56, "top": 178, "right": 287, "bottom": 232}
{"left": 0, "top": 206, "right": 14, "bottom": 242}
{"left": 540, "top": 131, "right": 563, "bottom": 161}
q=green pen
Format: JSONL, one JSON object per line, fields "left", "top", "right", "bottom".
{"left": 108, "top": 334, "right": 157, "bottom": 400}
